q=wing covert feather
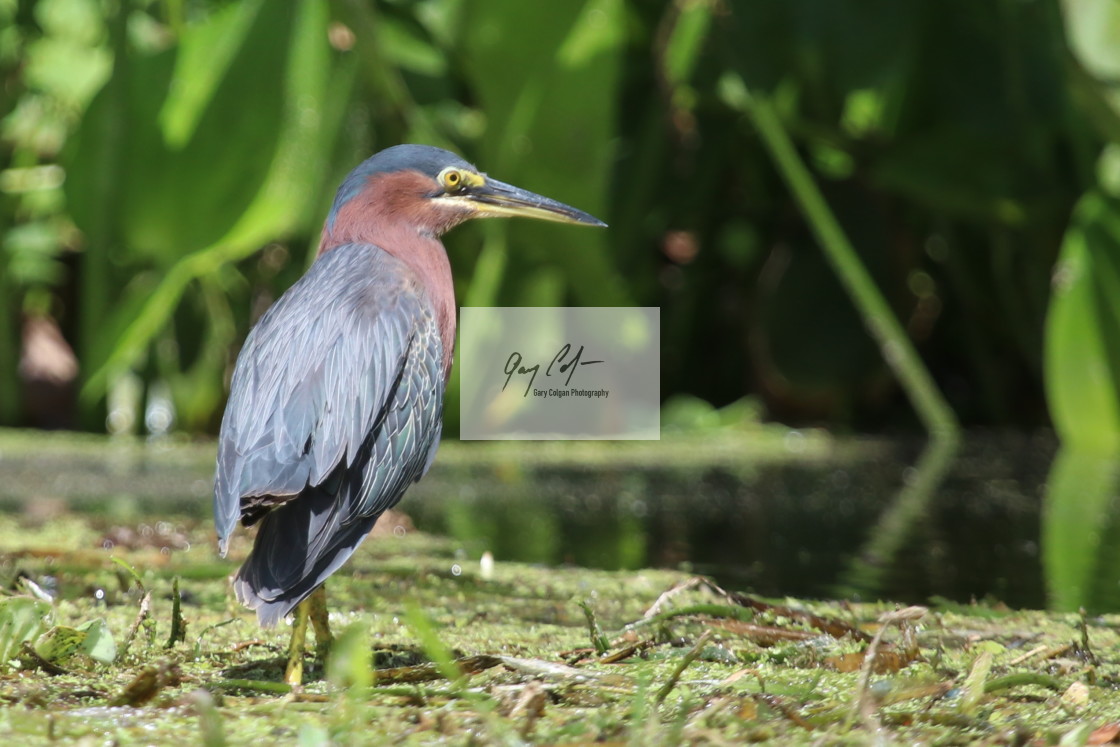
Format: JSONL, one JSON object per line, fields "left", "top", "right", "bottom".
{"left": 213, "top": 243, "right": 445, "bottom": 557}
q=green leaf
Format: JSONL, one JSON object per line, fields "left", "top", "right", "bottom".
{"left": 959, "top": 649, "right": 993, "bottom": 716}
{"left": 403, "top": 603, "right": 461, "bottom": 685}
{"left": 1043, "top": 447, "right": 1120, "bottom": 612}
{"left": 0, "top": 598, "right": 52, "bottom": 671}
{"left": 664, "top": 0, "right": 713, "bottom": 87}
{"left": 79, "top": 0, "right": 353, "bottom": 402}
{"left": 34, "top": 625, "right": 86, "bottom": 664}
{"left": 1044, "top": 191, "right": 1120, "bottom": 450}
{"left": 460, "top": 0, "right": 630, "bottom": 307}
{"left": 1062, "top": 0, "right": 1120, "bottom": 108}
{"left": 67, "top": 0, "right": 294, "bottom": 261}
{"left": 23, "top": 0, "right": 111, "bottom": 108}
{"left": 1062, "top": 0, "right": 1120, "bottom": 143}
{"left": 378, "top": 14, "right": 446, "bottom": 76}
{"left": 165, "top": 577, "right": 185, "bottom": 649}
{"left": 77, "top": 618, "right": 117, "bottom": 663}
{"left": 110, "top": 556, "right": 146, "bottom": 592}
{"left": 324, "top": 622, "right": 372, "bottom": 691}
{"left": 159, "top": 1, "right": 260, "bottom": 147}
{"left": 30, "top": 618, "right": 115, "bottom": 666}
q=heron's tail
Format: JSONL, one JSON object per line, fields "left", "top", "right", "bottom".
{"left": 232, "top": 484, "right": 379, "bottom": 627}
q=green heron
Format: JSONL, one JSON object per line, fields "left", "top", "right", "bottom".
{"left": 213, "top": 144, "right": 605, "bottom": 684}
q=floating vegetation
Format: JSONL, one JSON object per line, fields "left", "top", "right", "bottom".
{"left": 0, "top": 512, "right": 1118, "bottom": 744}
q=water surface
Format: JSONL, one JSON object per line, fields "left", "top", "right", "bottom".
{"left": 0, "top": 429, "right": 1104, "bottom": 611}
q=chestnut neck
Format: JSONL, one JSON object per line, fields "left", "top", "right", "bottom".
{"left": 318, "top": 171, "right": 462, "bottom": 379}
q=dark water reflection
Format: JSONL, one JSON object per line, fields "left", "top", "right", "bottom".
{"left": 405, "top": 432, "right": 1059, "bottom": 610}
{"left": 2, "top": 430, "right": 1113, "bottom": 611}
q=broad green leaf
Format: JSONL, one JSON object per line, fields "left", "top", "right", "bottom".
{"left": 1044, "top": 447, "right": 1120, "bottom": 612}
{"left": 79, "top": 0, "right": 352, "bottom": 401}
{"left": 34, "top": 625, "right": 86, "bottom": 664}
{"left": 460, "top": 0, "right": 630, "bottom": 307}
{"left": 159, "top": 0, "right": 262, "bottom": 147}
{"left": 67, "top": 0, "right": 293, "bottom": 261}
{"left": 1062, "top": 0, "right": 1120, "bottom": 109}
{"left": 556, "top": 0, "right": 624, "bottom": 68}
{"left": 77, "top": 618, "right": 117, "bottom": 663}
{"left": 1044, "top": 192, "right": 1120, "bottom": 450}
{"left": 1062, "top": 0, "right": 1120, "bottom": 142}
{"left": 0, "top": 597, "right": 51, "bottom": 671}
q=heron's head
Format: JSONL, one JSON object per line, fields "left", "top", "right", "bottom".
{"left": 320, "top": 144, "right": 605, "bottom": 254}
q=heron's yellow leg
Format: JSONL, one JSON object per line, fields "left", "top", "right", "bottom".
{"left": 308, "top": 585, "right": 333, "bottom": 657}
{"left": 285, "top": 600, "right": 310, "bottom": 687}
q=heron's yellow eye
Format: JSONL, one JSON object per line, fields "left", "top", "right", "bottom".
{"left": 441, "top": 168, "right": 464, "bottom": 192}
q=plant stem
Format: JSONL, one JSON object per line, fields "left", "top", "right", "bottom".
{"left": 742, "top": 89, "right": 960, "bottom": 439}
{"left": 656, "top": 630, "right": 713, "bottom": 703}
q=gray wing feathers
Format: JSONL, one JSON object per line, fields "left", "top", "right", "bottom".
{"left": 230, "top": 318, "right": 444, "bottom": 625}
{"left": 213, "top": 244, "right": 445, "bottom": 571}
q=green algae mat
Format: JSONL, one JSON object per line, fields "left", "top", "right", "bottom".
{"left": 0, "top": 511, "right": 1118, "bottom": 746}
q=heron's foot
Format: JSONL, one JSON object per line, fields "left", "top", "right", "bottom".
{"left": 285, "top": 599, "right": 311, "bottom": 688}
{"left": 308, "top": 585, "right": 334, "bottom": 659}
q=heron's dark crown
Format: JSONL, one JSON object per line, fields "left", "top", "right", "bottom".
{"left": 327, "top": 145, "right": 476, "bottom": 228}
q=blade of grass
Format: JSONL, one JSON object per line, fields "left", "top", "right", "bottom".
{"left": 656, "top": 630, "right": 713, "bottom": 704}
{"left": 110, "top": 556, "right": 146, "bottom": 592}
{"left": 579, "top": 600, "right": 611, "bottom": 655}
{"left": 960, "top": 649, "right": 994, "bottom": 715}
{"left": 164, "top": 577, "right": 185, "bottom": 649}
{"left": 724, "top": 76, "right": 959, "bottom": 440}
{"left": 403, "top": 603, "right": 462, "bottom": 686}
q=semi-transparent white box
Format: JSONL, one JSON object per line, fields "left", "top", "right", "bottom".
{"left": 459, "top": 307, "right": 660, "bottom": 440}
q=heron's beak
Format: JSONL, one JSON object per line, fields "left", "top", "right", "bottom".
{"left": 457, "top": 178, "right": 607, "bottom": 227}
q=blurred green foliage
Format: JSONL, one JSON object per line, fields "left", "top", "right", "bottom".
{"left": 0, "top": 0, "right": 1119, "bottom": 444}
